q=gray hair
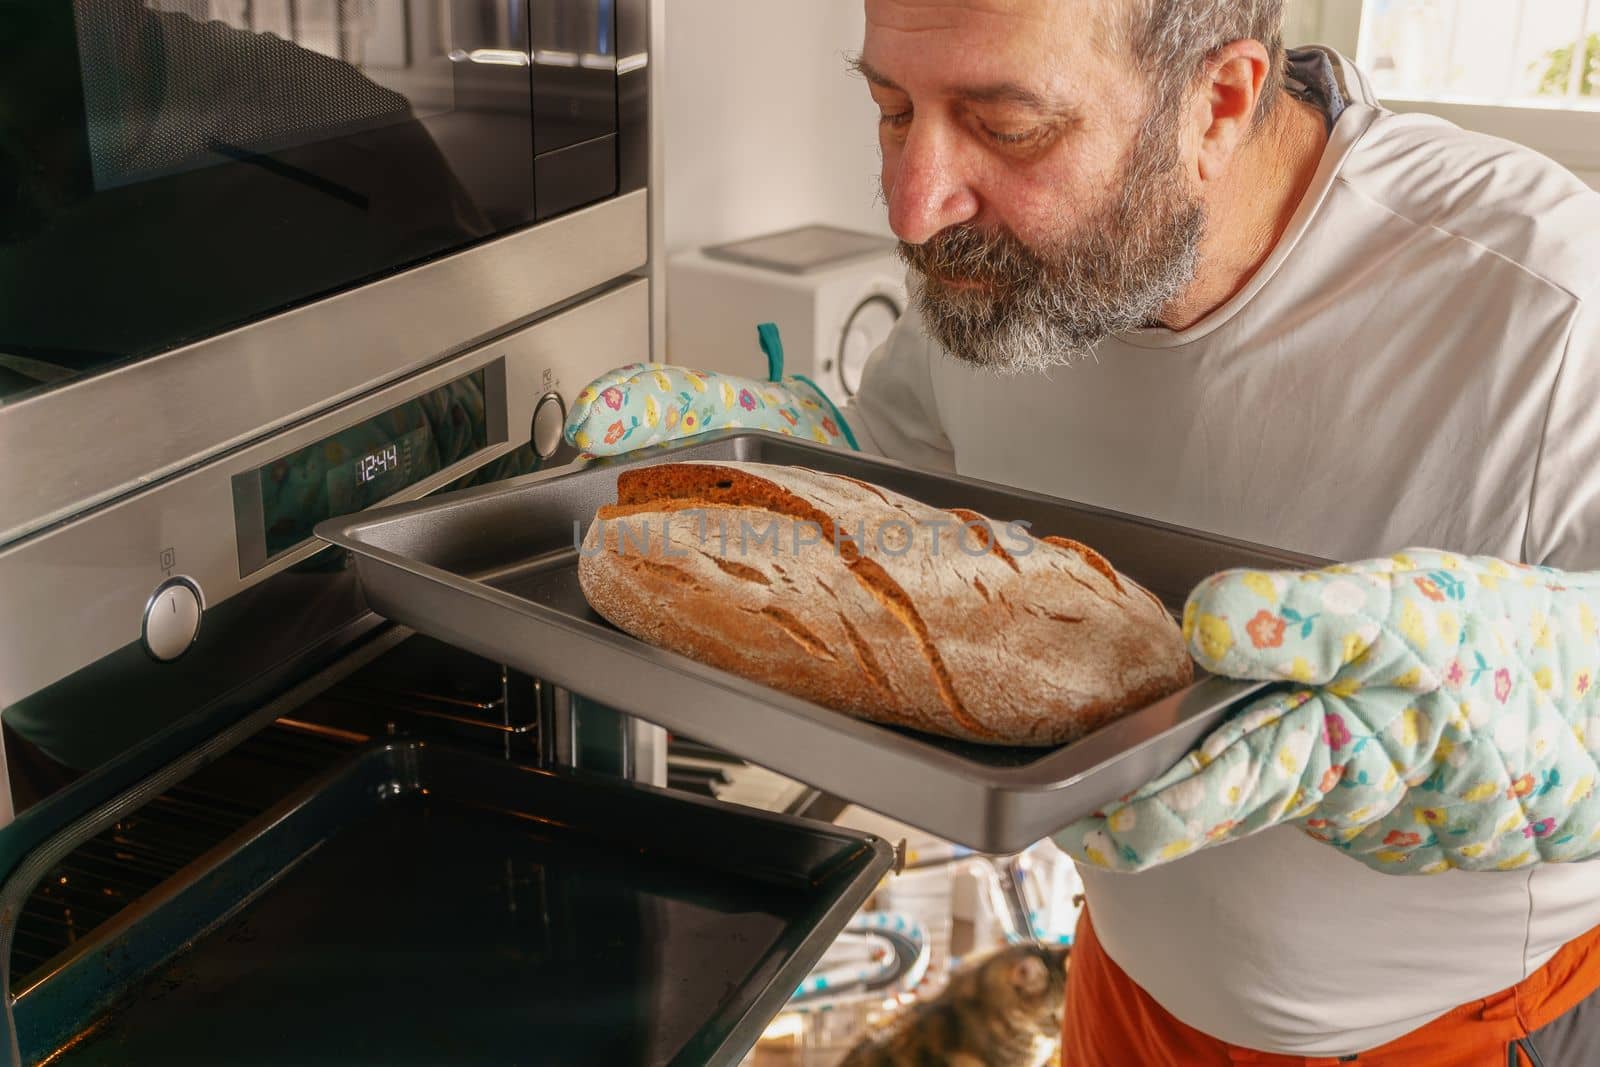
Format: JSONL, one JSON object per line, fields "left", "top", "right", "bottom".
{"left": 1124, "top": 0, "right": 1288, "bottom": 127}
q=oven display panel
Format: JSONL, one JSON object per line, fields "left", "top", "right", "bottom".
{"left": 249, "top": 368, "right": 490, "bottom": 562}
{"left": 331, "top": 427, "right": 430, "bottom": 502}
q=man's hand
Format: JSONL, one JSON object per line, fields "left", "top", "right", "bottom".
{"left": 1053, "top": 549, "right": 1600, "bottom": 875}
{"left": 564, "top": 323, "right": 857, "bottom": 457}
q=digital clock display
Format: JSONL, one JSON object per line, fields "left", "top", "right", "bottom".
{"left": 326, "top": 425, "right": 431, "bottom": 509}
{"left": 357, "top": 444, "right": 400, "bottom": 484}
{"left": 248, "top": 368, "right": 490, "bottom": 562}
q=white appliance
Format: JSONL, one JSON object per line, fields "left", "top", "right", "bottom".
{"left": 667, "top": 225, "right": 907, "bottom": 403}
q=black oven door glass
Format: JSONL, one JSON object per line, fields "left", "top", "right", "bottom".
{"left": 0, "top": 1, "right": 576, "bottom": 401}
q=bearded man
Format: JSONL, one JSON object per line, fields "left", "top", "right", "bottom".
{"left": 559, "top": 0, "right": 1600, "bottom": 1059}
{"left": 845, "top": 1, "right": 1600, "bottom": 1063}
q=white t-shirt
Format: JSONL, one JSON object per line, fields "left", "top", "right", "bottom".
{"left": 846, "top": 55, "right": 1600, "bottom": 1057}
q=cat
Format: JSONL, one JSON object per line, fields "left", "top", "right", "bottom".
{"left": 838, "top": 942, "right": 1071, "bottom": 1067}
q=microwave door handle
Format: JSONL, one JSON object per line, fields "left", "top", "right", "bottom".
{"left": 531, "top": 1, "right": 608, "bottom": 65}
{"left": 445, "top": 1, "right": 530, "bottom": 67}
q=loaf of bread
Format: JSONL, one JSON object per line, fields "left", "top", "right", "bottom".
{"left": 577, "top": 461, "right": 1193, "bottom": 747}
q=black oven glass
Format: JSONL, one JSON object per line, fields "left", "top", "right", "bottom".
{"left": 0, "top": 0, "right": 621, "bottom": 402}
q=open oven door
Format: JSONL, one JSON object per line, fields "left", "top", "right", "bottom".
{"left": 0, "top": 720, "right": 892, "bottom": 1067}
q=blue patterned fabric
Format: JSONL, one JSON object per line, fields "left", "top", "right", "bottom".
{"left": 1054, "top": 549, "right": 1600, "bottom": 876}
{"left": 563, "top": 322, "right": 857, "bottom": 457}
{"left": 563, "top": 362, "right": 855, "bottom": 457}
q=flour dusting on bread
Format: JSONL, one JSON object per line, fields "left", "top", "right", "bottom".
{"left": 577, "top": 461, "right": 1192, "bottom": 746}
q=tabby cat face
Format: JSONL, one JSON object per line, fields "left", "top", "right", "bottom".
{"left": 985, "top": 943, "right": 1071, "bottom": 1033}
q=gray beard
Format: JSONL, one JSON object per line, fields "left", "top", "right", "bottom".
{"left": 898, "top": 140, "right": 1206, "bottom": 374}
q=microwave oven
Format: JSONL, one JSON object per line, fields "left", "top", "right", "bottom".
{"left": 0, "top": 0, "right": 649, "bottom": 544}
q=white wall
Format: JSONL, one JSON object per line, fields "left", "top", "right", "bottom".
{"left": 1284, "top": 0, "right": 1363, "bottom": 56}
{"left": 661, "top": 0, "right": 890, "bottom": 256}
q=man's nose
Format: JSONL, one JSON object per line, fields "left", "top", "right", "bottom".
{"left": 885, "top": 125, "right": 980, "bottom": 245}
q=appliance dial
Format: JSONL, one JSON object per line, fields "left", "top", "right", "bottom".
{"left": 142, "top": 577, "right": 203, "bottom": 662}
{"left": 531, "top": 391, "right": 567, "bottom": 460}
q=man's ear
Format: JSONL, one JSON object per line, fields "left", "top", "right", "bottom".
{"left": 1195, "top": 39, "right": 1272, "bottom": 182}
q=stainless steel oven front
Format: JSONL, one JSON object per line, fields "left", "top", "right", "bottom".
{"left": 0, "top": 0, "right": 651, "bottom": 822}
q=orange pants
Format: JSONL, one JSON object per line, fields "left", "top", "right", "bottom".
{"left": 1063, "top": 907, "right": 1600, "bottom": 1066}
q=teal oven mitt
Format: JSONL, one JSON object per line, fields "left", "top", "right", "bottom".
{"left": 564, "top": 323, "right": 858, "bottom": 456}
{"left": 1053, "top": 549, "right": 1600, "bottom": 875}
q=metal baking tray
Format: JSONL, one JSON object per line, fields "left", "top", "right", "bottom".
{"left": 20, "top": 741, "right": 891, "bottom": 1067}
{"left": 320, "top": 432, "right": 1327, "bottom": 854}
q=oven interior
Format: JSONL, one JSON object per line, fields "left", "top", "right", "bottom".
{"left": 9, "top": 634, "right": 524, "bottom": 994}
{"left": 4, "top": 631, "right": 893, "bottom": 1067}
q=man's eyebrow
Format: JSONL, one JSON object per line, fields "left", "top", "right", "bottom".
{"left": 848, "top": 55, "right": 1078, "bottom": 120}
{"left": 850, "top": 55, "right": 903, "bottom": 91}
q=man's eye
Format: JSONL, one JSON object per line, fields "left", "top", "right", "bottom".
{"left": 984, "top": 125, "right": 1043, "bottom": 146}
{"left": 879, "top": 111, "right": 913, "bottom": 130}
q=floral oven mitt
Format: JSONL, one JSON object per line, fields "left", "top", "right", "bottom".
{"left": 1053, "top": 549, "right": 1600, "bottom": 876}
{"left": 564, "top": 323, "right": 857, "bottom": 457}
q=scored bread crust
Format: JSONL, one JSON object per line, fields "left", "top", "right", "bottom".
{"left": 577, "top": 461, "right": 1193, "bottom": 747}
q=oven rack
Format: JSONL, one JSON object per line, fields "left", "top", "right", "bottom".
{"left": 10, "top": 723, "right": 352, "bottom": 992}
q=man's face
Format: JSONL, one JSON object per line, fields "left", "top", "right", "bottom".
{"left": 862, "top": 0, "right": 1206, "bottom": 371}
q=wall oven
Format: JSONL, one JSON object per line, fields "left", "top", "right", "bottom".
{"left": 0, "top": 4, "right": 893, "bottom": 1064}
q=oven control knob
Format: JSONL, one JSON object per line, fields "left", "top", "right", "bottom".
{"left": 531, "top": 391, "right": 567, "bottom": 460}
{"left": 143, "top": 577, "right": 203, "bottom": 662}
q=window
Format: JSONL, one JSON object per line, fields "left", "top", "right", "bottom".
{"left": 1287, "top": 0, "right": 1600, "bottom": 187}
{"left": 1361, "top": 0, "right": 1599, "bottom": 109}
